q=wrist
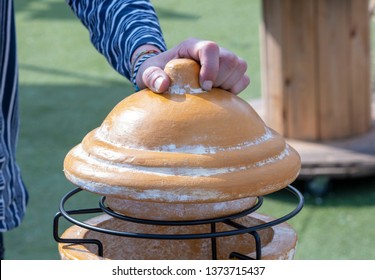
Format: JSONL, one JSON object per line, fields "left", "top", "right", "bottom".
{"left": 131, "top": 46, "right": 161, "bottom": 91}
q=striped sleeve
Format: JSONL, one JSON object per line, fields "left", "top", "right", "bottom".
{"left": 66, "top": 0, "right": 167, "bottom": 80}
{"left": 0, "top": 0, "right": 28, "bottom": 232}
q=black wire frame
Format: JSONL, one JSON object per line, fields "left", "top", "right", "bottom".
{"left": 53, "top": 185, "right": 304, "bottom": 260}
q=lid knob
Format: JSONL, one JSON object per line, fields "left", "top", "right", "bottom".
{"left": 164, "top": 59, "right": 204, "bottom": 94}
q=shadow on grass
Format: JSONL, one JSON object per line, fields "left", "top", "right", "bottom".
{"left": 15, "top": 0, "right": 76, "bottom": 21}
{"left": 265, "top": 175, "right": 375, "bottom": 208}
{"left": 18, "top": 82, "right": 132, "bottom": 147}
{"left": 155, "top": 7, "right": 200, "bottom": 21}
{"left": 20, "top": 63, "right": 121, "bottom": 85}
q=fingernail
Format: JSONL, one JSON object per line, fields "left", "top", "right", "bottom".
{"left": 154, "top": 77, "right": 164, "bottom": 92}
{"left": 202, "top": 80, "right": 213, "bottom": 91}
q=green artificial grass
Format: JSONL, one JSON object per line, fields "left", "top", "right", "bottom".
{"left": 261, "top": 178, "right": 375, "bottom": 260}
{"left": 5, "top": 0, "right": 375, "bottom": 260}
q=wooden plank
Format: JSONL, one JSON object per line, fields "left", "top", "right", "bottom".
{"left": 349, "top": 0, "right": 371, "bottom": 135}
{"left": 261, "top": 0, "right": 371, "bottom": 141}
{"left": 284, "top": 0, "right": 318, "bottom": 140}
{"left": 251, "top": 90, "right": 375, "bottom": 178}
{"left": 261, "top": 0, "right": 286, "bottom": 134}
{"left": 317, "top": 0, "right": 351, "bottom": 140}
{"left": 287, "top": 98, "right": 375, "bottom": 178}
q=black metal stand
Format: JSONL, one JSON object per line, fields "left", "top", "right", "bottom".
{"left": 53, "top": 185, "right": 304, "bottom": 260}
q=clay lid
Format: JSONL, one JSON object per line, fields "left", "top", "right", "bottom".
{"left": 63, "top": 59, "right": 301, "bottom": 203}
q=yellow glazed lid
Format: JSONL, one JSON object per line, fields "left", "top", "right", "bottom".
{"left": 63, "top": 59, "right": 301, "bottom": 204}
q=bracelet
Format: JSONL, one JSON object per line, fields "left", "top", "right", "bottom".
{"left": 131, "top": 50, "right": 160, "bottom": 91}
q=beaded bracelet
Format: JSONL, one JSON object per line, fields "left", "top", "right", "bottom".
{"left": 131, "top": 50, "right": 160, "bottom": 91}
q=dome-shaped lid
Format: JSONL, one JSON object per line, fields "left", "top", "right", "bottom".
{"left": 64, "top": 59, "right": 300, "bottom": 203}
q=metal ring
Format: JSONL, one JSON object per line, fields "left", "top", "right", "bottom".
{"left": 57, "top": 185, "right": 304, "bottom": 240}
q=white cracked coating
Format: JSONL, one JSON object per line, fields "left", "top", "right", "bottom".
{"left": 95, "top": 127, "right": 274, "bottom": 155}
{"left": 168, "top": 84, "right": 205, "bottom": 95}
{"left": 71, "top": 143, "right": 291, "bottom": 177}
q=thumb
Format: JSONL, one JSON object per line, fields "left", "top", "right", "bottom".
{"left": 141, "top": 66, "right": 170, "bottom": 93}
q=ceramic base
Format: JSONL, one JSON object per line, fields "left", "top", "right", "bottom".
{"left": 58, "top": 212, "right": 297, "bottom": 260}
{"left": 105, "top": 196, "right": 258, "bottom": 220}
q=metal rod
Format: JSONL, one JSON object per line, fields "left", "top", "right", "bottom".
{"left": 54, "top": 185, "right": 304, "bottom": 257}
{"left": 251, "top": 231, "right": 262, "bottom": 260}
{"left": 53, "top": 212, "right": 104, "bottom": 257}
{"left": 210, "top": 223, "right": 217, "bottom": 260}
{"left": 229, "top": 252, "right": 253, "bottom": 260}
{"left": 224, "top": 220, "right": 262, "bottom": 259}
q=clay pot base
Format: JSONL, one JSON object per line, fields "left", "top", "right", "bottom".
{"left": 58, "top": 212, "right": 297, "bottom": 260}
{"left": 105, "top": 196, "right": 258, "bottom": 221}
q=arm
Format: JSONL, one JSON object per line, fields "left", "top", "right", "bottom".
{"left": 66, "top": 0, "right": 167, "bottom": 80}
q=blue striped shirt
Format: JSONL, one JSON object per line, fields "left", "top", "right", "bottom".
{"left": 0, "top": 0, "right": 166, "bottom": 231}
{"left": 67, "top": 0, "right": 167, "bottom": 80}
{"left": 0, "top": 0, "right": 28, "bottom": 232}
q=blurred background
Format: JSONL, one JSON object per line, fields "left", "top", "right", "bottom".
{"left": 5, "top": 0, "right": 375, "bottom": 259}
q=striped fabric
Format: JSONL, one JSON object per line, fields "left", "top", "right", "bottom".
{"left": 0, "top": 0, "right": 28, "bottom": 232}
{"left": 66, "top": 0, "right": 167, "bottom": 80}
{"left": 0, "top": 0, "right": 166, "bottom": 231}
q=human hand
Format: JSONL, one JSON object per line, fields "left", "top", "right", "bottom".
{"left": 133, "top": 38, "right": 250, "bottom": 95}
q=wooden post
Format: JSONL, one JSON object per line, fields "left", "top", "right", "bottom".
{"left": 261, "top": 0, "right": 371, "bottom": 141}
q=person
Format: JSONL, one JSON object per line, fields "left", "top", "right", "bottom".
{"left": 0, "top": 0, "right": 249, "bottom": 259}
{"left": 0, "top": 0, "right": 29, "bottom": 260}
